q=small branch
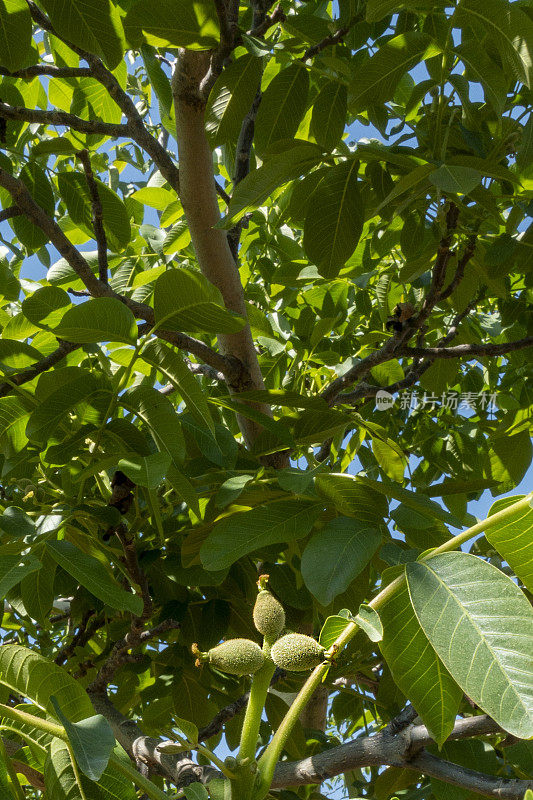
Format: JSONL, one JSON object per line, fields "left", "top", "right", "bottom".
{"left": 439, "top": 235, "right": 477, "bottom": 301}
{"left": 0, "top": 168, "right": 231, "bottom": 379}
{"left": 88, "top": 691, "right": 220, "bottom": 788}
{"left": 408, "top": 751, "right": 532, "bottom": 800}
{"left": 398, "top": 337, "right": 533, "bottom": 360}
{"left": 302, "top": 25, "right": 352, "bottom": 61}
{"left": 88, "top": 619, "right": 180, "bottom": 694}
{"left": 197, "top": 668, "right": 285, "bottom": 742}
{"left": 0, "top": 64, "right": 92, "bottom": 79}
{"left": 0, "top": 100, "right": 128, "bottom": 139}
{"left": 200, "top": 0, "right": 239, "bottom": 97}
{"left": 0, "top": 206, "right": 23, "bottom": 223}
{"left": 413, "top": 202, "right": 459, "bottom": 331}
{"left": 248, "top": 3, "right": 285, "bottom": 38}
{"left": 0, "top": 340, "right": 82, "bottom": 399}
{"left": 54, "top": 611, "right": 104, "bottom": 666}
{"left": 77, "top": 149, "right": 109, "bottom": 283}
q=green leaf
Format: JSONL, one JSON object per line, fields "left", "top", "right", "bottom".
{"left": 406, "top": 552, "right": 533, "bottom": 738}
{"left": 53, "top": 297, "right": 138, "bottom": 344}
{"left": 153, "top": 268, "right": 246, "bottom": 334}
{"left": 124, "top": 0, "right": 219, "bottom": 50}
{"left": 0, "top": 397, "right": 30, "bottom": 454}
{"left": 184, "top": 784, "right": 209, "bottom": 800}
{"left": 489, "top": 431, "right": 532, "bottom": 489}
{"left": 215, "top": 474, "right": 254, "bottom": 509}
{"left": 118, "top": 452, "right": 172, "bottom": 488}
{"left": 0, "top": 258, "right": 20, "bottom": 302}
{"left": 21, "top": 550, "right": 56, "bottom": 625}
{"left": 0, "top": 550, "right": 41, "bottom": 600}
{"left": 453, "top": 0, "right": 533, "bottom": 88}
{"left": 301, "top": 517, "right": 381, "bottom": 605}
{"left": 254, "top": 63, "right": 310, "bottom": 157}
{"left": 429, "top": 165, "right": 482, "bottom": 195}
{"left": 57, "top": 172, "right": 131, "bottom": 252}
{"left": 356, "top": 475, "right": 462, "bottom": 528}
{"left": 50, "top": 697, "right": 114, "bottom": 782}
{"left": 319, "top": 614, "right": 351, "bottom": 649}
{"left": 0, "top": 506, "right": 35, "bottom": 537}
{"left": 517, "top": 115, "right": 533, "bottom": 172}
{"left": 11, "top": 163, "right": 55, "bottom": 250}
{"left": 310, "top": 80, "right": 347, "bottom": 152}
{"left": 315, "top": 474, "right": 389, "bottom": 523}
{"left": 200, "top": 500, "right": 322, "bottom": 570}
{"left": 454, "top": 42, "right": 508, "bottom": 115}
{"left": 349, "top": 33, "right": 432, "bottom": 112}
{"left": 303, "top": 160, "right": 364, "bottom": 279}
{"left": 140, "top": 339, "right": 214, "bottom": 433}
{"left": 371, "top": 437, "right": 406, "bottom": 482}
{"left": 0, "top": 0, "right": 32, "bottom": 72}
{"left": 223, "top": 142, "right": 323, "bottom": 224}
{"left": 46, "top": 540, "right": 143, "bottom": 615}
{"left": 22, "top": 286, "right": 71, "bottom": 329}
{"left": 485, "top": 496, "right": 533, "bottom": 593}
{"left": 354, "top": 604, "right": 383, "bottom": 642}
{"left": 44, "top": 739, "right": 137, "bottom": 800}
{"left": 38, "top": 0, "right": 125, "bottom": 69}
{"left": 26, "top": 371, "right": 112, "bottom": 446}
{"left": 120, "top": 385, "right": 186, "bottom": 467}
{"left": 205, "top": 54, "right": 263, "bottom": 147}
{"left": 0, "top": 644, "right": 94, "bottom": 721}
{"left": 141, "top": 45, "right": 173, "bottom": 118}
{"left": 172, "top": 716, "right": 199, "bottom": 747}
{"left": 380, "top": 583, "right": 462, "bottom": 745}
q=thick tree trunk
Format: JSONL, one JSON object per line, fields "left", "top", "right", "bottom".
{"left": 172, "top": 50, "right": 269, "bottom": 450}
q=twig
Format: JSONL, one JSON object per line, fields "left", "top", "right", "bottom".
{"left": 197, "top": 668, "right": 285, "bottom": 742}
{"left": 398, "top": 337, "right": 533, "bottom": 360}
{"left": 248, "top": 3, "right": 285, "bottom": 37}
{"left": 0, "top": 100, "right": 128, "bottom": 139}
{"left": 88, "top": 619, "right": 180, "bottom": 694}
{"left": 439, "top": 235, "right": 477, "bottom": 301}
{"left": 0, "top": 206, "right": 23, "bottom": 223}
{"left": 302, "top": 25, "right": 352, "bottom": 61}
{"left": 0, "top": 168, "right": 233, "bottom": 379}
{"left": 77, "top": 149, "right": 109, "bottom": 283}
{"left": 54, "top": 611, "right": 104, "bottom": 666}
{"left": 0, "top": 65, "right": 92, "bottom": 79}
{"left": 0, "top": 340, "right": 82, "bottom": 399}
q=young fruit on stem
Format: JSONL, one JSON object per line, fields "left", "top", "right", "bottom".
{"left": 270, "top": 633, "right": 325, "bottom": 672}
{"left": 253, "top": 575, "right": 285, "bottom": 642}
{"left": 192, "top": 639, "right": 265, "bottom": 676}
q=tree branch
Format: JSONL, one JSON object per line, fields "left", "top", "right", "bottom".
{"left": 77, "top": 149, "right": 109, "bottom": 283}
{"left": 270, "top": 714, "right": 529, "bottom": 796}
{"left": 88, "top": 691, "right": 220, "bottom": 788}
{"left": 0, "top": 64, "right": 92, "bottom": 79}
{"left": 0, "top": 100, "right": 129, "bottom": 139}
{"left": 0, "top": 340, "right": 82, "bottom": 399}
{"left": 407, "top": 751, "right": 532, "bottom": 799}
{"left": 172, "top": 50, "right": 274, "bottom": 450}
{"left": 197, "top": 668, "right": 285, "bottom": 742}
{"left": 0, "top": 168, "right": 232, "bottom": 378}
{"left": 398, "top": 337, "right": 533, "bottom": 360}
{"left": 0, "top": 206, "right": 23, "bottom": 223}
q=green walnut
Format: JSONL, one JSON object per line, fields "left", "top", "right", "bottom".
{"left": 192, "top": 639, "right": 264, "bottom": 676}
{"left": 270, "top": 633, "right": 325, "bottom": 672}
{"left": 253, "top": 589, "right": 285, "bottom": 641}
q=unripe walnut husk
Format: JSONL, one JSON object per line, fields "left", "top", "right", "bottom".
{"left": 253, "top": 590, "right": 285, "bottom": 641}
{"left": 194, "top": 639, "right": 265, "bottom": 676}
{"left": 270, "top": 633, "right": 325, "bottom": 672}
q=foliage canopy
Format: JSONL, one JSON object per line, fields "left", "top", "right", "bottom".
{"left": 0, "top": 0, "right": 532, "bottom": 799}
